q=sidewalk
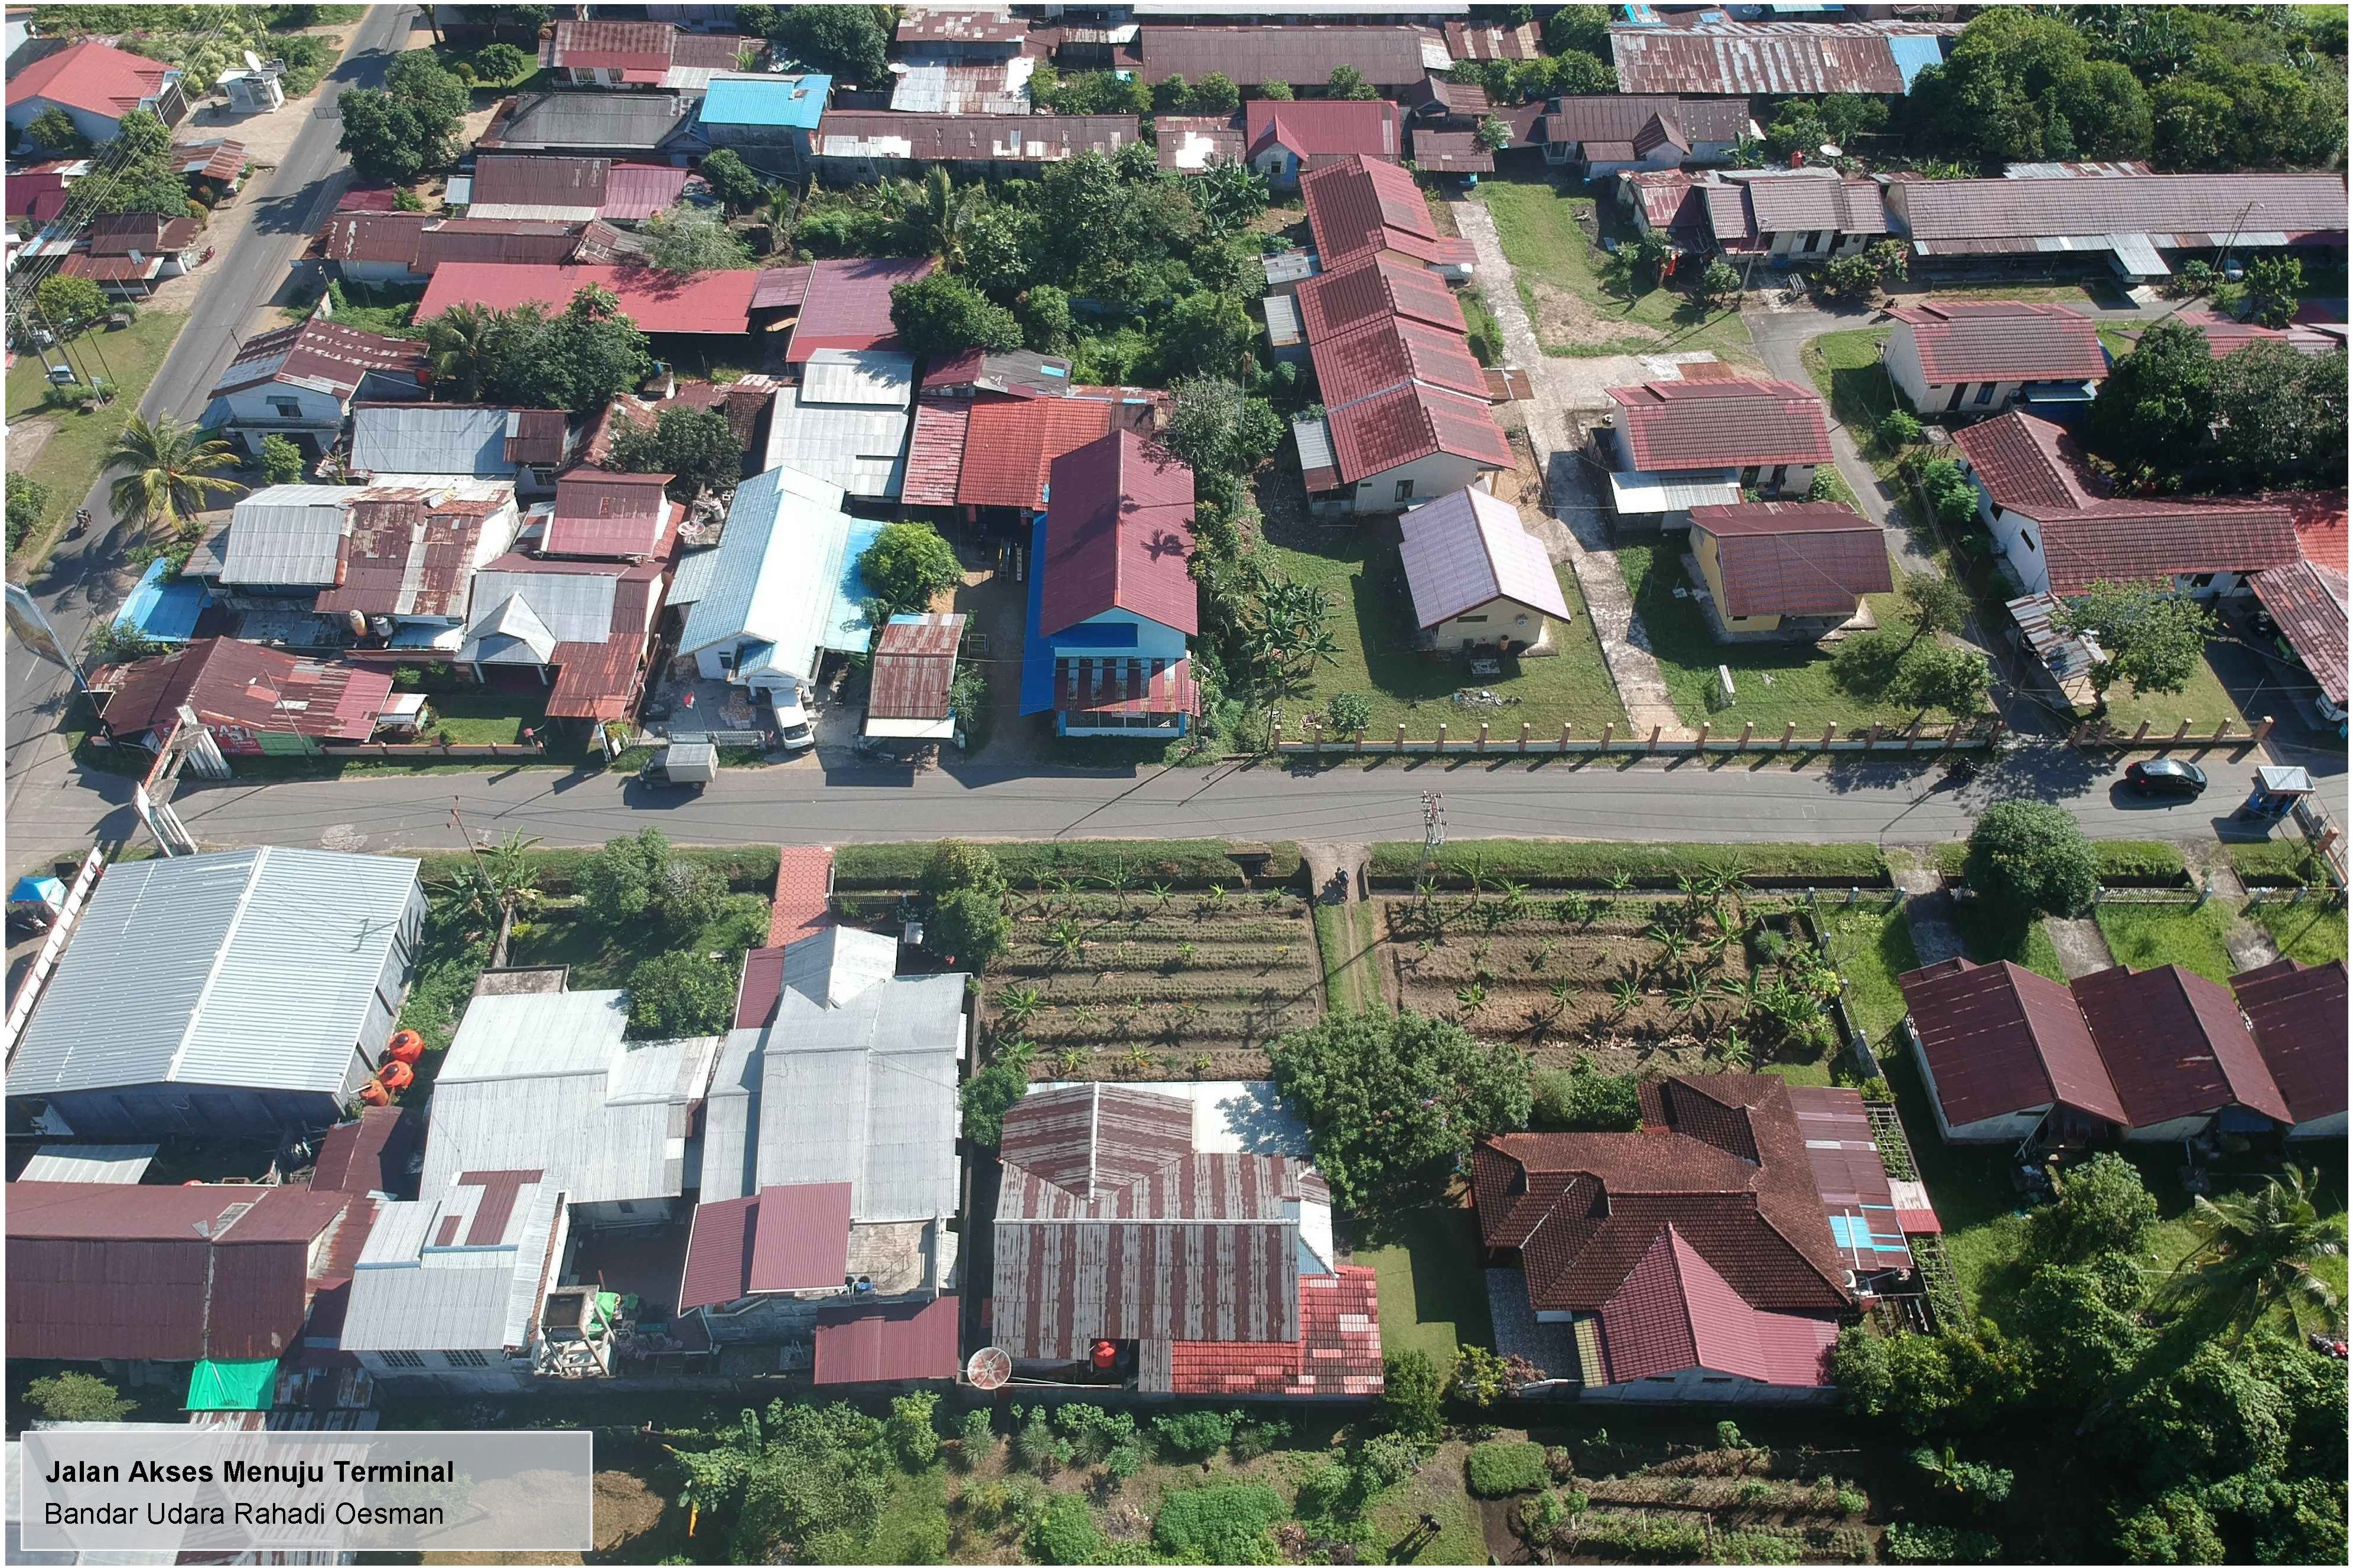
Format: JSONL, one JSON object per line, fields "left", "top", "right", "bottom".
{"left": 1451, "top": 196, "right": 1680, "bottom": 735}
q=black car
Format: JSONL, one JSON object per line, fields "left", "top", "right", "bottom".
{"left": 2125, "top": 758, "right": 2208, "bottom": 798}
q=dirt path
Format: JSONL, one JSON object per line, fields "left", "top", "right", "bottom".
{"left": 1893, "top": 866, "right": 1967, "bottom": 967}
{"left": 2189, "top": 846, "right": 2283, "bottom": 969}
{"left": 1450, "top": 195, "right": 1681, "bottom": 736}
{"left": 2043, "top": 915, "right": 2114, "bottom": 977}
{"left": 1302, "top": 840, "right": 1381, "bottom": 1013}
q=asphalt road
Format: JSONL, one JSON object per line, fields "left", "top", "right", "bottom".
{"left": 14, "top": 741, "right": 2339, "bottom": 866}
{"left": 5, "top": 5, "right": 416, "bottom": 804}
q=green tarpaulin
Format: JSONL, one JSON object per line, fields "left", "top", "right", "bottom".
{"left": 184, "top": 1358, "right": 277, "bottom": 1411}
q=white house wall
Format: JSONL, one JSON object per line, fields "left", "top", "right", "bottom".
{"left": 1315, "top": 451, "right": 1495, "bottom": 517}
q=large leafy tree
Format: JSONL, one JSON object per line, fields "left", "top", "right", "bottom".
{"left": 92, "top": 109, "right": 193, "bottom": 216}
{"left": 695, "top": 148, "right": 766, "bottom": 212}
{"left": 2163, "top": 1166, "right": 2347, "bottom": 1340}
{"left": 774, "top": 4, "right": 889, "bottom": 83}
{"left": 2056, "top": 582, "right": 2217, "bottom": 699}
{"left": 2033, "top": 1151, "right": 2160, "bottom": 1263}
{"left": 858, "top": 522, "right": 962, "bottom": 619}
{"left": 424, "top": 301, "right": 511, "bottom": 403}
{"left": 2085, "top": 318, "right": 2215, "bottom": 487}
{"left": 643, "top": 203, "right": 752, "bottom": 275}
{"left": 889, "top": 274, "right": 1021, "bottom": 358}
{"left": 606, "top": 403, "right": 742, "bottom": 503}
{"left": 1962, "top": 799, "right": 2098, "bottom": 918}
{"left": 105, "top": 415, "right": 240, "bottom": 541}
{"left": 1906, "top": 9, "right": 2152, "bottom": 167}
{"left": 1267, "top": 1009, "right": 1532, "bottom": 1209}
{"left": 337, "top": 50, "right": 468, "bottom": 184}
{"left": 2211, "top": 339, "right": 2347, "bottom": 489}
{"left": 539, "top": 286, "right": 652, "bottom": 415}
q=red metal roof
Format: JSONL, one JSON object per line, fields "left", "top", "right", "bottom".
{"left": 5, "top": 38, "right": 174, "bottom": 118}
{"left": 2173, "top": 307, "right": 2293, "bottom": 360}
{"left": 1245, "top": 98, "right": 1401, "bottom": 161}
{"left": 1689, "top": 501, "right": 1893, "bottom": 619}
{"left": 788, "top": 256, "right": 937, "bottom": 362}
{"left": 2074, "top": 966, "right": 2293, "bottom": 1127}
{"left": 1139, "top": 24, "right": 1437, "bottom": 90}
{"left": 1596, "top": 1227, "right": 1840, "bottom": 1386}
{"left": 753, "top": 264, "right": 813, "bottom": 312}
{"left": 470, "top": 153, "right": 610, "bottom": 208}
{"left": 173, "top": 138, "right": 247, "bottom": 182}
{"left": 418, "top": 263, "right": 756, "bottom": 335}
{"left": 96, "top": 638, "right": 393, "bottom": 745}
{"left": 1896, "top": 171, "right": 2348, "bottom": 247}
{"left": 959, "top": 397, "right": 1121, "bottom": 509}
{"left": 750, "top": 1182, "right": 856, "bottom": 1292}
{"left": 1040, "top": 429, "right": 1198, "bottom": 637}
{"left": 2252, "top": 559, "right": 2348, "bottom": 706}
{"left": 1887, "top": 301, "right": 2110, "bottom": 385}
{"left": 1896, "top": 957, "right": 2127, "bottom": 1126}
{"left": 1608, "top": 19, "right": 1960, "bottom": 96}
{"left": 543, "top": 471, "right": 676, "bottom": 559}
{"left": 1296, "top": 253, "right": 1464, "bottom": 344}
{"left": 1327, "top": 379, "right": 1513, "bottom": 481}
{"left": 870, "top": 613, "right": 965, "bottom": 720}
{"left": 1473, "top": 1075, "right": 1853, "bottom": 1318}
{"left": 1953, "top": 412, "right": 2303, "bottom": 592}
{"left": 601, "top": 163, "right": 697, "bottom": 221}
{"left": 812, "top": 1296, "right": 962, "bottom": 1384}
{"left": 677, "top": 1194, "right": 758, "bottom": 1311}
{"left": 310, "top": 1108, "right": 414, "bottom": 1197}
{"left": 1411, "top": 129, "right": 1494, "bottom": 175}
{"left": 58, "top": 252, "right": 160, "bottom": 283}
{"left": 1607, "top": 377, "right": 1834, "bottom": 472}
{"left": 1301, "top": 155, "right": 1449, "bottom": 269}
{"left": 548, "top": 18, "right": 677, "bottom": 72}
{"left": 2279, "top": 488, "right": 2348, "bottom": 574}
{"left": 88, "top": 211, "right": 197, "bottom": 256}
{"left": 1167, "top": 1266, "right": 1384, "bottom": 1396}
{"left": 2231, "top": 959, "right": 2348, "bottom": 1128}
{"left": 903, "top": 400, "right": 974, "bottom": 506}
{"left": 317, "top": 488, "right": 507, "bottom": 620}
{"left": 1311, "top": 312, "right": 1489, "bottom": 407}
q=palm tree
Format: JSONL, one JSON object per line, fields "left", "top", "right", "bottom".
{"left": 918, "top": 167, "right": 978, "bottom": 266}
{"left": 756, "top": 185, "right": 796, "bottom": 255}
{"left": 426, "top": 301, "right": 502, "bottom": 402}
{"left": 2165, "top": 1166, "right": 2347, "bottom": 1339}
{"left": 105, "top": 415, "right": 239, "bottom": 541}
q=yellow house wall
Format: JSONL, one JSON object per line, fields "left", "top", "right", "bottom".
{"left": 1693, "top": 530, "right": 1783, "bottom": 631}
{"left": 1426, "top": 595, "right": 1554, "bottom": 648}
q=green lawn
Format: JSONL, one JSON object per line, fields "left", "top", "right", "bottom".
{"left": 6, "top": 310, "right": 191, "bottom": 569}
{"left": 1266, "top": 536, "right": 1627, "bottom": 742}
{"left": 420, "top": 689, "right": 547, "bottom": 745}
{"left": 1803, "top": 327, "right": 1900, "bottom": 438}
{"left": 1815, "top": 900, "right": 1922, "bottom": 1052}
{"left": 1476, "top": 175, "right": 1758, "bottom": 366}
{"left": 1616, "top": 542, "right": 1962, "bottom": 732}
{"left": 2092, "top": 656, "right": 2250, "bottom": 735}
{"left": 1313, "top": 899, "right": 1384, "bottom": 1014}
{"left": 2094, "top": 899, "right": 2238, "bottom": 982}
{"left": 2248, "top": 898, "right": 2349, "bottom": 968}
{"left": 1877, "top": 1036, "right": 2035, "bottom": 1315}
{"left": 1352, "top": 1206, "right": 1494, "bottom": 1365}
{"left": 1948, "top": 901, "right": 2066, "bottom": 981}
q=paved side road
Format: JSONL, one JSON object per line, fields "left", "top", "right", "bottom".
{"left": 5, "top": 5, "right": 416, "bottom": 801}
{"left": 17, "top": 744, "right": 2329, "bottom": 865}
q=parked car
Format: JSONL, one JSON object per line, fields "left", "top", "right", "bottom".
{"left": 2125, "top": 758, "right": 2208, "bottom": 798}
{"left": 639, "top": 739, "right": 718, "bottom": 793}
{"left": 772, "top": 690, "right": 815, "bottom": 753}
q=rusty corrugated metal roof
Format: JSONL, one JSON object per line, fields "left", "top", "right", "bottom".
{"left": 1609, "top": 19, "right": 1958, "bottom": 96}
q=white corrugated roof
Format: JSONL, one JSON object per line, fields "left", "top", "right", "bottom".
{"left": 799, "top": 349, "right": 916, "bottom": 406}
{"left": 666, "top": 546, "right": 723, "bottom": 605}
{"left": 678, "top": 465, "right": 854, "bottom": 677}
{"left": 220, "top": 485, "right": 352, "bottom": 587}
{"left": 341, "top": 1180, "right": 561, "bottom": 1352}
{"left": 351, "top": 405, "right": 520, "bottom": 478}
{"left": 19, "top": 1144, "right": 158, "bottom": 1183}
{"left": 763, "top": 385, "right": 910, "bottom": 498}
{"left": 10, "top": 848, "right": 421, "bottom": 1101}
{"left": 1398, "top": 486, "right": 1573, "bottom": 627}
{"left": 694, "top": 1029, "right": 764, "bottom": 1202}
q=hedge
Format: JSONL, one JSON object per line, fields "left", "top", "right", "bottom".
{"left": 408, "top": 845, "right": 780, "bottom": 895}
{"left": 1934, "top": 840, "right": 2188, "bottom": 886}
{"left": 2228, "top": 839, "right": 2328, "bottom": 887}
{"left": 1368, "top": 841, "right": 1887, "bottom": 889}
{"left": 1465, "top": 1440, "right": 1550, "bottom": 1498}
{"left": 1884, "top": 1523, "right": 2003, "bottom": 1564}
{"left": 832, "top": 839, "right": 1303, "bottom": 891}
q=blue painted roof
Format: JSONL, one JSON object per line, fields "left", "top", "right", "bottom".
{"left": 114, "top": 558, "right": 209, "bottom": 643}
{"left": 701, "top": 73, "right": 831, "bottom": 129}
{"left": 1887, "top": 34, "right": 1947, "bottom": 92}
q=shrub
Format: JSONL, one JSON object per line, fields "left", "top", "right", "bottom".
{"left": 1963, "top": 800, "right": 2098, "bottom": 918}
{"left": 858, "top": 521, "right": 962, "bottom": 619}
{"left": 929, "top": 885, "right": 1010, "bottom": 973}
{"left": 626, "top": 948, "right": 734, "bottom": 1037}
{"left": 1531, "top": 1060, "right": 1641, "bottom": 1132}
{"left": 1371, "top": 841, "right": 1885, "bottom": 888}
{"left": 1877, "top": 408, "right": 1922, "bottom": 447}
{"left": 1376, "top": 1349, "right": 1444, "bottom": 1439}
{"left": 1150, "top": 1408, "right": 1235, "bottom": 1461}
{"left": 2032, "top": 1150, "right": 2157, "bottom": 1263}
{"left": 1884, "top": 1523, "right": 2003, "bottom": 1563}
{"left": 36, "top": 273, "right": 109, "bottom": 332}
{"left": 6, "top": 470, "right": 52, "bottom": 552}
{"left": 1449, "top": 1344, "right": 1518, "bottom": 1409}
{"left": 1716, "top": 1419, "right": 1746, "bottom": 1449}
{"left": 258, "top": 433, "right": 306, "bottom": 485}
{"left": 1466, "top": 1440, "right": 1548, "bottom": 1497}
{"left": 960, "top": 1042, "right": 1033, "bottom": 1146}
{"left": 958, "top": 1406, "right": 994, "bottom": 1463}
{"left": 472, "top": 41, "right": 531, "bottom": 82}
{"left": 1151, "top": 1483, "right": 1286, "bottom": 1563}
{"left": 1719, "top": 1530, "right": 1803, "bottom": 1564}
{"left": 886, "top": 1390, "right": 939, "bottom": 1466}
{"left": 2092, "top": 840, "right": 2188, "bottom": 885}
{"left": 1026, "top": 1495, "right": 1102, "bottom": 1564}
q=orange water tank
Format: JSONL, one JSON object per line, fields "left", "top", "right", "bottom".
{"left": 1090, "top": 1340, "right": 1118, "bottom": 1371}
{"left": 386, "top": 1030, "right": 426, "bottom": 1065}
{"left": 360, "top": 1079, "right": 390, "bottom": 1107}
{"left": 378, "top": 1060, "right": 415, "bottom": 1091}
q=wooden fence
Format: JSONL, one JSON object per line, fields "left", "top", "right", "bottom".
{"left": 1275, "top": 716, "right": 2002, "bottom": 758}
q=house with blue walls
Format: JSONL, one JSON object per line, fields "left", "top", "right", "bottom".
{"left": 1019, "top": 429, "right": 1200, "bottom": 738}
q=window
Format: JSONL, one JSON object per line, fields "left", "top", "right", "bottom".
{"left": 2186, "top": 572, "right": 2215, "bottom": 590}
{"left": 268, "top": 397, "right": 302, "bottom": 419}
{"left": 2021, "top": 531, "right": 2037, "bottom": 552}
{"left": 442, "top": 1349, "right": 490, "bottom": 1368}
{"left": 1394, "top": 478, "right": 1415, "bottom": 503}
{"left": 380, "top": 1349, "right": 426, "bottom": 1369}
{"left": 1974, "top": 381, "right": 1997, "bottom": 405}
{"left": 1456, "top": 614, "right": 1488, "bottom": 623}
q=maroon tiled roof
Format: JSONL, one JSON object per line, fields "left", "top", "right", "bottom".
{"left": 956, "top": 397, "right": 1123, "bottom": 510}
{"left": 317, "top": 489, "right": 507, "bottom": 619}
{"left": 903, "top": 400, "right": 974, "bottom": 507}
{"left": 470, "top": 153, "right": 610, "bottom": 208}
{"left": 2073, "top": 966, "right": 2293, "bottom": 1126}
{"left": 1898, "top": 171, "right": 2349, "bottom": 247}
{"left": 1296, "top": 252, "right": 1465, "bottom": 343}
{"left": 748, "top": 1182, "right": 855, "bottom": 1292}
{"left": 1245, "top": 98, "right": 1401, "bottom": 161}
{"left": 8, "top": 1183, "right": 345, "bottom": 1361}
{"left": 1301, "top": 155, "right": 1454, "bottom": 270}
{"left": 211, "top": 317, "right": 431, "bottom": 402}
{"left": 1412, "top": 129, "right": 1494, "bottom": 174}
{"left": 1952, "top": 412, "right": 2302, "bottom": 593}
{"left": 88, "top": 211, "right": 197, "bottom": 256}
{"left": 1596, "top": 1227, "right": 1840, "bottom": 1386}
{"left": 544, "top": 470, "right": 676, "bottom": 559}
{"left": 310, "top": 1108, "right": 414, "bottom": 1198}
{"left": 1040, "top": 429, "right": 1199, "bottom": 637}
{"left": 788, "top": 255, "right": 936, "bottom": 363}
{"left": 1544, "top": 94, "right": 1749, "bottom": 152}
{"left": 1607, "top": 377, "right": 1834, "bottom": 472}
{"left": 1311, "top": 312, "right": 1489, "bottom": 407}
{"left": 1138, "top": 24, "right": 1437, "bottom": 90}
{"left": 1741, "top": 174, "right": 1886, "bottom": 236}
{"left": 1167, "top": 1266, "right": 1384, "bottom": 1396}
{"left": 1888, "top": 300, "right": 2110, "bottom": 384}
{"left": 318, "top": 209, "right": 432, "bottom": 265}
{"left": 1689, "top": 501, "right": 1893, "bottom": 619}
{"left": 812, "top": 1296, "right": 962, "bottom": 1384}
{"left": 5, "top": 38, "right": 174, "bottom": 119}
{"left": 1896, "top": 957, "right": 2126, "bottom": 1126}
{"left": 870, "top": 613, "right": 965, "bottom": 721}
{"left": 96, "top": 638, "right": 392, "bottom": 745}
{"left": 419, "top": 217, "right": 587, "bottom": 270}
{"left": 1327, "top": 380, "right": 1513, "bottom": 480}
{"left": 1472, "top": 1074, "right": 1852, "bottom": 1318}
{"left": 2251, "top": 560, "right": 2349, "bottom": 706}
{"left": 2231, "top": 959, "right": 2349, "bottom": 1127}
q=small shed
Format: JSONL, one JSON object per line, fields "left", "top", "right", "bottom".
{"left": 1397, "top": 487, "right": 1571, "bottom": 654}
{"left": 865, "top": 613, "right": 966, "bottom": 741}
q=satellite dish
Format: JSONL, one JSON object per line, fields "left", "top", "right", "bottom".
{"left": 244, "top": 50, "right": 263, "bottom": 72}
{"left": 1820, "top": 142, "right": 1843, "bottom": 159}
{"left": 966, "top": 1346, "right": 1011, "bottom": 1390}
